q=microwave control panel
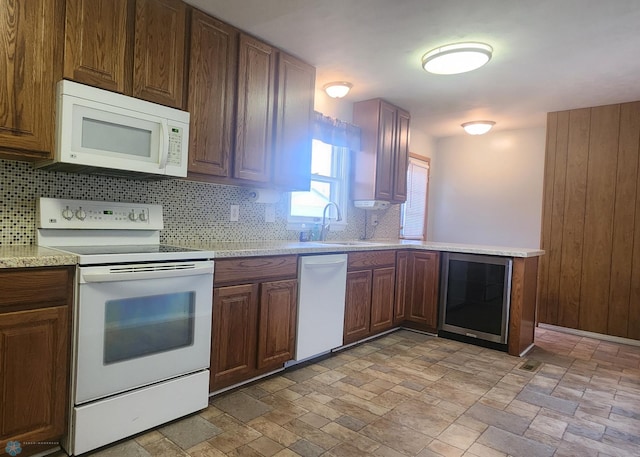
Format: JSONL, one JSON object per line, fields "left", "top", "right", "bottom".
{"left": 167, "top": 127, "right": 183, "bottom": 166}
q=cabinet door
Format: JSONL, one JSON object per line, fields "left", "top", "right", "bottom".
{"left": 374, "top": 101, "right": 397, "bottom": 201}
{"left": 394, "top": 251, "right": 409, "bottom": 323}
{"left": 0, "top": 306, "right": 69, "bottom": 447}
{"left": 210, "top": 284, "right": 259, "bottom": 391}
{"left": 187, "top": 10, "right": 238, "bottom": 177}
{"left": 0, "top": 0, "right": 59, "bottom": 158}
{"left": 370, "top": 267, "right": 396, "bottom": 334}
{"left": 64, "top": 0, "right": 130, "bottom": 94}
{"left": 234, "top": 33, "right": 275, "bottom": 182}
{"left": 392, "top": 109, "right": 410, "bottom": 203}
{"left": 343, "top": 270, "right": 372, "bottom": 345}
{"left": 133, "top": 0, "right": 186, "bottom": 108}
{"left": 272, "top": 52, "right": 315, "bottom": 191}
{"left": 407, "top": 251, "right": 440, "bottom": 331}
{"left": 257, "top": 279, "right": 297, "bottom": 370}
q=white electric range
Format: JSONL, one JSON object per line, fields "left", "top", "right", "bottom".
{"left": 36, "top": 197, "right": 215, "bottom": 455}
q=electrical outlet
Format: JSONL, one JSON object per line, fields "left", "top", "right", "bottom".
{"left": 370, "top": 213, "right": 379, "bottom": 226}
{"left": 230, "top": 205, "right": 239, "bottom": 222}
{"left": 265, "top": 205, "right": 276, "bottom": 223}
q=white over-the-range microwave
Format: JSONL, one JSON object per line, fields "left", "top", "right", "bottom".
{"left": 36, "top": 80, "right": 190, "bottom": 179}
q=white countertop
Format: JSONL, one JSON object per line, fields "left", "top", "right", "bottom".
{"left": 0, "top": 240, "right": 543, "bottom": 268}
{"left": 182, "top": 239, "right": 544, "bottom": 258}
{"left": 0, "top": 245, "right": 77, "bottom": 269}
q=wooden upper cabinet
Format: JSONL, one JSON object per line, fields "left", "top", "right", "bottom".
{"left": 0, "top": 0, "right": 61, "bottom": 159}
{"left": 187, "top": 10, "right": 238, "bottom": 177}
{"left": 234, "top": 34, "right": 276, "bottom": 183}
{"left": 133, "top": 0, "right": 186, "bottom": 108}
{"left": 352, "top": 99, "right": 411, "bottom": 203}
{"left": 272, "top": 52, "right": 315, "bottom": 191}
{"left": 374, "top": 102, "right": 397, "bottom": 201}
{"left": 63, "top": 0, "right": 131, "bottom": 94}
{"left": 63, "top": 0, "right": 186, "bottom": 108}
{"left": 393, "top": 109, "right": 410, "bottom": 202}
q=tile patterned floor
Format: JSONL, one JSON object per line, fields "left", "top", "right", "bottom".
{"left": 79, "top": 327, "right": 640, "bottom": 456}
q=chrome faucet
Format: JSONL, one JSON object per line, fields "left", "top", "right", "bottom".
{"left": 321, "top": 202, "right": 342, "bottom": 241}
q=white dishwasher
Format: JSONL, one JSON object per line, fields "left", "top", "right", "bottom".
{"left": 294, "top": 254, "right": 348, "bottom": 362}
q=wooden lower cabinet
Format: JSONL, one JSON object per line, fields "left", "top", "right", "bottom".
{"left": 343, "top": 251, "right": 396, "bottom": 345}
{"left": 0, "top": 267, "right": 73, "bottom": 456}
{"left": 370, "top": 267, "right": 396, "bottom": 333}
{"left": 257, "top": 280, "right": 297, "bottom": 369}
{"left": 394, "top": 251, "right": 409, "bottom": 323}
{"left": 395, "top": 250, "right": 440, "bottom": 333}
{"left": 210, "top": 256, "right": 298, "bottom": 391}
{"left": 344, "top": 270, "right": 372, "bottom": 344}
{"left": 210, "top": 284, "right": 259, "bottom": 390}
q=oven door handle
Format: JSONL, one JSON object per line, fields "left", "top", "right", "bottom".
{"left": 81, "top": 264, "right": 214, "bottom": 283}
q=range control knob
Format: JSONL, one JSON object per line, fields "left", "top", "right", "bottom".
{"left": 138, "top": 211, "right": 147, "bottom": 222}
{"left": 62, "top": 206, "right": 74, "bottom": 221}
{"left": 128, "top": 210, "right": 137, "bottom": 221}
{"left": 75, "top": 207, "right": 86, "bottom": 221}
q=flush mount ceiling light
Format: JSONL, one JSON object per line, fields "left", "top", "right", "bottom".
{"left": 323, "top": 81, "right": 353, "bottom": 98}
{"left": 461, "top": 120, "right": 496, "bottom": 135}
{"left": 422, "top": 42, "right": 493, "bottom": 75}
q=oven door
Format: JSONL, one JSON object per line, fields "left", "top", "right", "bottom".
{"left": 75, "top": 260, "right": 213, "bottom": 404}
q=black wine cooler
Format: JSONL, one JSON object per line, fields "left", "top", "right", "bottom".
{"left": 439, "top": 252, "right": 512, "bottom": 346}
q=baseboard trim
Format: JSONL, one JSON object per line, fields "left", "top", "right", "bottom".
{"left": 519, "top": 343, "right": 535, "bottom": 357}
{"left": 538, "top": 323, "right": 640, "bottom": 347}
{"left": 209, "top": 368, "right": 284, "bottom": 397}
{"left": 334, "top": 327, "right": 401, "bottom": 352}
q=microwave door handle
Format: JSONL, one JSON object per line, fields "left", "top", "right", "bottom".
{"left": 159, "top": 119, "right": 169, "bottom": 169}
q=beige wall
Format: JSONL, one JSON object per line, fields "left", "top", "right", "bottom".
{"left": 429, "top": 127, "right": 546, "bottom": 248}
{"left": 313, "top": 89, "right": 353, "bottom": 121}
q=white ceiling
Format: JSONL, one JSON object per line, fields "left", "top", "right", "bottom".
{"left": 184, "top": 0, "right": 640, "bottom": 138}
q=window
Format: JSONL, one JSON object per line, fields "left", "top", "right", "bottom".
{"left": 401, "top": 156, "right": 430, "bottom": 239}
{"left": 288, "top": 139, "right": 349, "bottom": 228}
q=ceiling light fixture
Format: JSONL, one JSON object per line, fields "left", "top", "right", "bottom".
{"left": 461, "top": 120, "right": 496, "bottom": 135}
{"left": 323, "top": 81, "right": 353, "bottom": 98}
{"left": 422, "top": 42, "right": 493, "bottom": 75}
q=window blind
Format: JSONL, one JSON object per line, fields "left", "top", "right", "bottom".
{"left": 401, "top": 158, "right": 429, "bottom": 239}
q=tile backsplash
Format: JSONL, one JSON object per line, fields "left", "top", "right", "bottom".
{"left": 0, "top": 159, "right": 400, "bottom": 246}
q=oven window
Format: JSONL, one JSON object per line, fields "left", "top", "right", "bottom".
{"left": 104, "top": 292, "right": 195, "bottom": 364}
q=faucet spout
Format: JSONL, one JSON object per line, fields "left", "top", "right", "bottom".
{"left": 321, "top": 202, "right": 342, "bottom": 241}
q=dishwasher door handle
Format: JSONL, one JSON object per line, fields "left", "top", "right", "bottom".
{"left": 303, "top": 259, "right": 347, "bottom": 268}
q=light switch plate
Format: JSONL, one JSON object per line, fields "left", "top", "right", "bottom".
{"left": 230, "top": 205, "right": 239, "bottom": 222}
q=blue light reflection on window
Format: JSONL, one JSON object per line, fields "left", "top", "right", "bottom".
{"left": 104, "top": 292, "right": 195, "bottom": 364}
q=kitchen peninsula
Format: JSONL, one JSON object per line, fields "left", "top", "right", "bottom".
{"left": 183, "top": 239, "right": 543, "bottom": 359}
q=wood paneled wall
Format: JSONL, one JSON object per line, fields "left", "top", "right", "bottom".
{"left": 538, "top": 101, "right": 640, "bottom": 340}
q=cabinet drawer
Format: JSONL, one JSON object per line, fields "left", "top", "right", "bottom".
{"left": 0, "top": 267, "right": 74, "bottom": 312}
{"left": 214, "top": 256, "right": 298, "bottom": 286}
{"left": 347, "top": 250, "right": 396, "bottom": 270}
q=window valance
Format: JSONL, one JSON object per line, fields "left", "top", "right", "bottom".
{"left": 312, "top": 111, "right": 361, "bottom": 151}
